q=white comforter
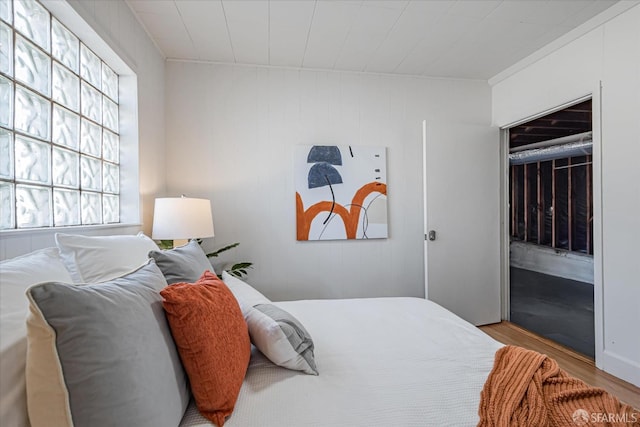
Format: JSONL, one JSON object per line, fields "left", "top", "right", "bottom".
{"left": 180, "top": 297, "right": 503, "bottom": 427}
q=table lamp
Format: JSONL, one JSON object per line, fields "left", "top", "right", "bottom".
{"left": 151, "top": 196, "right": 215, "bottom": 248}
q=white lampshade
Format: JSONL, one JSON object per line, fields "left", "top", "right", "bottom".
{"left": 152, "top": 197, "right": 215, "bottom": 240}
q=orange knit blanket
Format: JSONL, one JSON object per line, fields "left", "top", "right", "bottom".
{"left": 478, "top": 345, "right": 639, "bottom": 427}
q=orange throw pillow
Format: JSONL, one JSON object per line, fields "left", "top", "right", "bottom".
{"left": 161, "top": 270, "right": 250, "bottom": 427}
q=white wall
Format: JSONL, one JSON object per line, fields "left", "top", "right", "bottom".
{"left": 165, "top": 62, "right": 491, "bottom": 301}
{"left": 0, "top": 0, "right": 165, "bottom": 259}
{"left": 492, "top": 4, "right": 640, "bottom": 386}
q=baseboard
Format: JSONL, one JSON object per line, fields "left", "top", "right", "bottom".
{"left": 602, "top": 350, "right": 640, "bottom": 388}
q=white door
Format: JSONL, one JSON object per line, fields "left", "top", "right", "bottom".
{"left": 423, "top": 121, "right": 501, "bottom": 326}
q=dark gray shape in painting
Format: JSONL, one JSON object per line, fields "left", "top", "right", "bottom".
{"left": 307, "top": 146, "right": 342, "bottom": 165}
{"left": 308, "top": 162, "right": 343, "bottom": 189}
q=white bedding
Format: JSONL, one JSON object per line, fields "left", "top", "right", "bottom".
{"left": 180, "top": 297, "right": 503, "bottom": 427}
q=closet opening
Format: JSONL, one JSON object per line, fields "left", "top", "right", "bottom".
{"left": 508, "top": 99, "right": 594, "bottom": 358}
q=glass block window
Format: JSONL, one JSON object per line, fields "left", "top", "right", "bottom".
{"left": 0, "top": 0, "right": 120, "bottom": 229}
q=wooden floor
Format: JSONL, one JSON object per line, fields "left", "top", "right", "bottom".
{"left": 479, "top": 321, "right": 640, "bottom": 409}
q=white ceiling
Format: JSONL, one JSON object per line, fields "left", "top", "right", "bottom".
{"left": 126, "top": 0, "right": 619, "bottom": 80}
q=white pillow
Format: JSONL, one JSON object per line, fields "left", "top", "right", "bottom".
{"left": 221, "top": 270, "right": 270, "bottom": 310}
{"left": 220, "top": 272, "right": 318, "bottom": 375}
{"left": 55, "top": 232, "right": 159, "bottom": 283}
{"left": 0, "top": 247, "right": 74, "bottom": 427}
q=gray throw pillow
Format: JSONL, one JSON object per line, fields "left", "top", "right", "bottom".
{"left": 246, "top": 303, "right": 318, "bottom": 375}
{"left": 25, "top": 260, "right": 190, "bottom": 427}
{"left": 149, "top": 239, "right": 213, "bottom": 284}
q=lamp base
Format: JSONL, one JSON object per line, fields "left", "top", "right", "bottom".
{"left": 173, "top": 239, "right": 189, "bottom": 248}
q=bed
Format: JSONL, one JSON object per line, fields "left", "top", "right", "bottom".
{"left": 3, "top": 238, "right": 636, "bottom": 427}
{"left": 180, "top": 297, "right": 503, "bottom": 427}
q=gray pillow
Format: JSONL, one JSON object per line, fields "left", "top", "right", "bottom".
{"left": 149, "top": 239, "right": 213, "bottom": 284}
{"left": 25, "top": 260, "right": 190, "bottom": 427}
{"left": 246, "top": 303, "right": 318, "bottom": 375}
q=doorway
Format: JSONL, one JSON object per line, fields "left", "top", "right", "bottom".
{"left": 506, "top": 99, "right": 595, "bottom": 358}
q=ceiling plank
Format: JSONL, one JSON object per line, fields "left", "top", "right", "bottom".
{"left": 365, "top": 0, "right": 452, "bottom": 74}
{"left": 302, "top": 1, "right": 362, "bottom": 69}
{"left": 446, "top": 1, "right": 501, "bottom": 20}
{"left": 133, "top": 9, "right": 187, "bottom": 39}
{"left": 487, "top": 0, "right": 565, "bottom": 26}
{"left": 562, "top": 0, "right": 619, "bottom": 28}
{"left": 269, "top": 0, "right": 316, "bottom": 68}
{"left": 128, "top": 0, "right": 178, "bottom": 16}
{"left": 222, "top": 0, "right": 269, "bottom": 65}
{"left": 153, "top": 36, "right": 198, "bottom": 60}
{"left": 395, "top": 14, "right": 479, "bottom": 76}
{"left": 175, "top": 0, "right": 234, "bottom": 62}
{"left": 334, "top": 3, "right": 404, "bottom": 72}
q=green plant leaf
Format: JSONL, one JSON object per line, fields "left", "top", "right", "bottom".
{"left": 157, "top": 240, "right": 174, "bottom": 250}
{"left": 226, "top": 262, "right": 253, "bottom": 278}
{"left": 205, "top": 242, "right": 240, "bottom": 258}
{"left": 230, "top": 262, "right": 252, "bottom": 270}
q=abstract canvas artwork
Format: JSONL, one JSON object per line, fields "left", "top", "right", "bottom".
{"left": 295, "top": 145, "right": 388, "bottom": 241}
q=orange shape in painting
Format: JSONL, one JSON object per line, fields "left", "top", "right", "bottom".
{"left": 296, "top": 182, "right": 387, "bottom": 240}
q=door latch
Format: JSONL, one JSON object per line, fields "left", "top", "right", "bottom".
{"left": 428, "top": 230, "right": 436, "bottom": 241}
